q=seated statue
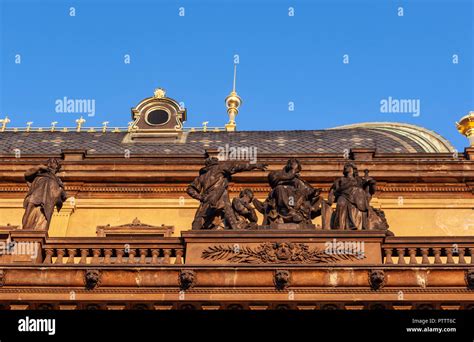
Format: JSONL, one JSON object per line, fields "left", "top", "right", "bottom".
{"left": 327, "top": 162, "right": 389, "bottom": 231}
{"left": 230, "top": 189, "right": 259, "bottom": 230}
{"left": 254, "top": 158, "right": 322, "bottom": 226}
{"left": 22, "top": 158, "right": 68, "bottom": 231}
{"left": 187, "top": 152, "right": 266, "bottom": 230}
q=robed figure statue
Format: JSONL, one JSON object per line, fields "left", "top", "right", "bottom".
{"left": 22, "top": 158, "right": 68, "bottom": 230}
{"left": 254, "top": 158, "right": 323, "bottom": 225}
{"left": 328, "top": 162, "right": 388, "bottom": 230}
{"left": 187, "top": 153, "right": 267, "bottom": 230}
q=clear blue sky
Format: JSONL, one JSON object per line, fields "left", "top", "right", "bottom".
{"left": 1, "top": 0, "right": 473, "bottom": 150}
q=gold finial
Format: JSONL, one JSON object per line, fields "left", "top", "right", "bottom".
{"left": 456, "top": 111, "right": 474, "bottom": 146}
{"left": 0, "top": 116, "right": 10, "bottom": 132}
{"left": 50, "top": 121, "right": 58, "bottom": 132}
{"left": 102, "top": 121, "right": 109, "bottom": 133}
{"left": 225, "top": 64, "right": 241, "bottom": 132}
{"left": 154, "top": 88, "right": 166, "bottom": 99}
{"left": 76, "top": 116, "right": 86, "bottom": 132}
{"left": 202, "top": 121, "right": 209, "bottom": 132}
{"left": 26, "top": 122, "right": 33, "bottom": 132}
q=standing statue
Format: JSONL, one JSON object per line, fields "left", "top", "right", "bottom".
{"left": 22, "top": 158, "right": 68, "bottom": 230}
{"left": 187, "top": 152, "right": 267, "bottom": 230}
{"left": 327, "top": 162, "right": 388, "bottom": 230}
{"left": 254, "top": 158, "right": 323, "bottom": 226}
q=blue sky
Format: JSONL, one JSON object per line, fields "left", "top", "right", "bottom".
{"left": 0, "top": 0, "right": 473, "bottom": 150}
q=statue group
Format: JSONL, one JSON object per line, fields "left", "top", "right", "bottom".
{"left": 19, "top": 155, "right": 388, "bottom": 233}
{"left": 187, "top": 154, "right": 389, "bottom": 231}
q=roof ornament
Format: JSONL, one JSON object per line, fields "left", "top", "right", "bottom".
{"left": 102, "top": 121, "right": 109, "bottom": 133}
{"left": 456, "top": 111, "right": 474, "bottom": 146}
{"left": 0, "top": 116, "right": 10, "bottom": 132}
{"left": 75, "top": 116, "right": 86, "bottom": 132}
{"left": 26, "top": 122, "right": 33, "bottom": 133}
{"left": 50, "top": 121, "right": 58, "bottom": 132}
{"left": 202, "top": 121, "right": 209, "bottom": 132}
{"left": 225, "top": 63, "right": 242, "bottom": 132}
{"left": 154, "top": 88, "right": 166, "bottom": 99}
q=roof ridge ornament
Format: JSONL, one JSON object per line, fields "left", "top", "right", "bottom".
{"left": 456, "top": 111, "right": 474, "bottom": 146}
{"left": 0, "top": 116, "right": 10, "bottom": 132}
{"left": 75, "top": 116, "right": 86, "bottom": 132}
{"left": 225, "top": 64, "right": 242, "bottom": 132}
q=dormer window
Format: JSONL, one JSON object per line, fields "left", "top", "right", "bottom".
{"left": 146, "top": 108, "right": 171, "bottom": 126}
{"left": 125, "top": 88, "right": 187, "bottom": 142}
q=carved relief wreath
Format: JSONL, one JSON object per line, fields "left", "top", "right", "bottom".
{"left": 202, "top": 242, "right": 363, "bottom": 264}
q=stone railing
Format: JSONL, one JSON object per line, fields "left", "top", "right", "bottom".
{"left": 42, "top": 238, "right": 184, "bottom": 265}
{"left": 382, "top": 236, "right": 474, "bottom": 265}
{"left": 0, "top": 230, "right": 184, "bottom": 265}
{"left": 2, "top": 229, "right": 474, "bottom": 267}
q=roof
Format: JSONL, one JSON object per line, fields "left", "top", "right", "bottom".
{"left": 0, "top": 122, "right": 454, "bottom": 156}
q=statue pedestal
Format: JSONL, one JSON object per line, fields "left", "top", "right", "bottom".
{"left": 7, "top": 230, "right": 47, "bottom": 263}
{"left": 182, "top": 229, "right": 386, "bottom": 265}
{"left": 267, "top": 223, "right": 317, "bottom": 230}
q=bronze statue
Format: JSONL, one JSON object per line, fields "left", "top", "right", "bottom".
{"left": 254, "top": 158, "right": 322, "bottom": 226}
{"left": 187, "top": 152, "right": 266, "bottom": 230}
{"left": 22, "top": 158, "right": 67, "bottom": 230}
{"left": 230, "top": 189, "right": 258, "bottom": 230}
{"left": 328, "top": 162, "right": 388, "bottom": 230}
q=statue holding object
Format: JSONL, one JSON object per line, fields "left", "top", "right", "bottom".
{"left": 253, "top": 158, "right": 324, "bottom": 226}
{"left": 187, "top": 155, "right": 389, "bottom": 232}
{"left": 327, "top": 162, "right": 389, "bottom": 231}
{"left": 187, "top": 152, "right": 267, "bottom": 230}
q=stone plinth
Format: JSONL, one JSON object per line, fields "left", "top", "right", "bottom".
{"left": 182, "top": 229, "right": 386, "bottom": 265}
{"left": 7, "top": 230, "right": 47, "bottom": 263}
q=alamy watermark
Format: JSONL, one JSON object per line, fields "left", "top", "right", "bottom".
{"left": 324, "top": 239, "right": 365, "bottom": 259}
{"left": 380, "top": 96, "right": 420, "bottom": 117}
{"left": 55, "top": 97, "right": 96, "bottom": 117}
{"left": 217, "top": 144, "right": 258, "bottom": 164}
{"left": 0, "top": 240, "right": 38, "bottom": 259}
{"left": 18, "top": 316, "right": 55, "bottom": 335}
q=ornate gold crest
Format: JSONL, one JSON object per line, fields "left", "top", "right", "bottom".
{"left": 153, "top": 88, "right": 166, "bottom": 99}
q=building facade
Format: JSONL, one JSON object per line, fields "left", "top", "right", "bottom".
{"left": 0, "top": 90, "right": 473, "bottom": 310}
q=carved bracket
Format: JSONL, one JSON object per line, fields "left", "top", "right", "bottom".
{"left": 0, "top": 269, "right": 5, "bottom": 287}
{"left": 179, "top": 269, "right": 196, "bottom": 291}
{"left": 85, "top": 269, "right": 101, "bottom": 290}
{"left": 368, "top": 269, "right": 385, "bottom": 291}
{"left": 274, "top": 270, "right": 291, "bottom": 291}
{"left": 466, "top": 269, "right": 474, "bottom": 289}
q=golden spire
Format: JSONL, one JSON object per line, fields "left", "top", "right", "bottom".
{"left": 225, "top": 64, "right": 242, "bottom": 132}
{"left": 456, "top": 111, "right": 474, "bottom": 146}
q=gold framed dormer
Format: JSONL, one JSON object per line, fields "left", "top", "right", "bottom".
{"left": 125, "top": 88, "right": 187, "bottom": 142}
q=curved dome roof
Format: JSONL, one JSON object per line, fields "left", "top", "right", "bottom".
{"left": 330, "top": 122, "right": 455, "bottom": 153}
